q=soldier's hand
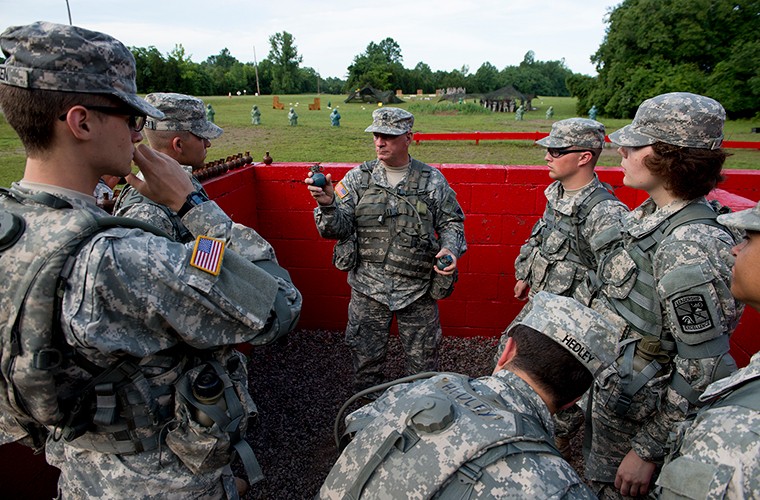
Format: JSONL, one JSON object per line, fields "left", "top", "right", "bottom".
{"left": 305, "top": 172, "right": 335, "bottom": 206}
{"left": 615, "top": 450, "right": 656, "bottom": 497}
{"left": 514, "top": 280, "right": 529, "bottom": 300}
{"left": 128, "top": 144, "right": 194, "bottom": 212}
{"left": 433, "top": 249, "right": 456, "bottom": 276}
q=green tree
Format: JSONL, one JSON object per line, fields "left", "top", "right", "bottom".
{"left": 268, "top": 32, "right": 303, "bottom": 94}
{"left": 471, "top": 62, "right": 501, "bottom": 93}
{"left": 345, "top": 38, "right": 404, "bottom": 91}
{"left": 586, "top": 0, "right": 760, "bottom": 118}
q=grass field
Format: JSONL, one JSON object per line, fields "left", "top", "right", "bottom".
{"left": 1, "top": 94, "right": 758, "bottom": 186}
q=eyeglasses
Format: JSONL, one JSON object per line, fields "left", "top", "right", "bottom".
{"left": 58, "top": 105, "right": 147, "bottom": 132}
{"left": 547, "top": 148, "right": 596, "bottom": 158}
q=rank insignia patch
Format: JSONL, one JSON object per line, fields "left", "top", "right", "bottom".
{"left": 190, "top": 235, "right": 225, "bottom": 275}
{"left": 672, "top": 294, "right": 714, "bottom": 333}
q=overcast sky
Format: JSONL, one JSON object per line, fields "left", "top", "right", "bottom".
{"left": 4, "top": 0, "right": 618, "bottom": 79}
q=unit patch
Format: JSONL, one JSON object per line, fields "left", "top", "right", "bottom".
{"left": 672, "top": 294, "right": 714, "bottom": 333}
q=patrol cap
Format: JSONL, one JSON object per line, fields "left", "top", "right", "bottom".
{"left": 365, "top": 107, "right": 414, "bottom": 135}
{"left": 609, "top": 92, "right": 724, "bottom": 150}
{"left": 144, "top": 93, "right": 222, "bottom": 140}
{"left": 0, "top": 21, "right": 163, "bottom": 119}
{"left": 717, "top": 201, "right": 760, "bottom": 232}
{"left": 514, "top": 292, "right": 618, "bottom": 377}
{"left": 536, "top": 118, "right": 606, "bottom": 149}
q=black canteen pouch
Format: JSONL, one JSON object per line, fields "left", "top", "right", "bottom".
{"left": 333, "top": 233, "right": 358, "bottom": 271}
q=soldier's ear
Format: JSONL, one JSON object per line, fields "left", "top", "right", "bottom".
{"left": 493, "top": 338, "right": 517, "bottom": 374}
{"left": 171, "top": 136, "right": 183, "bottom": 154}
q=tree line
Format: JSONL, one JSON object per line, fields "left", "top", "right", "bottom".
{"left": 125, "top": 32, "right": 574, "bottom": 100}
{"left": 5, "top": 0, "right": 753, "bottom": 119}
{"left": 125, "top": 0, "right": 758, "bottom": 120}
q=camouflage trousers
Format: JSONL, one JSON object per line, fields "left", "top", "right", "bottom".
{"left": 345, "top": 289, "right": 441, "bottom": 393}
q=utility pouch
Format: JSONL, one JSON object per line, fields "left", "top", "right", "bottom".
{"left": 333, "top": 233, "right": 358, "bottom": 271}
{"left": 429, "top": 269, "right": 458, "bottom": 300}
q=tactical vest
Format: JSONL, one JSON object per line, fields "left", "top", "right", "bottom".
{"left": 541, "top": 185, "right": 617, "bottom": 269}
{"left": 597, "top": 201, "right": 737, "bottom": 412}
{"left": 354, "top": 160, "right": 438, "bottom": 279}
{"left": 330, "top": 373, "right": 561, "bottom": 499}
{"left": 0, "top": 188, "right": 182, "bottom": 449}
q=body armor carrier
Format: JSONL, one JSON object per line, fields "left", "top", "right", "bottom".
{"left": 594, "top": 201, "right": 737, "bottom": 413}
{"left": 354, "top": 159, "right": 438, "bottom": 279}
{"left": 541, "top": 185, "right": 617, "bottom": 269}
{"left": 332, "top": 373, "right": 561, "bottom": 499}
{"left": 0, "top": 188, "right": 177, "bottom": 449}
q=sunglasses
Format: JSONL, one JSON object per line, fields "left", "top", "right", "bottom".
{"left": 547, "top": 148, "right": 596, "bottom": 158}
{"left": 59, "top": 105, "right": 146, "bottom": 132}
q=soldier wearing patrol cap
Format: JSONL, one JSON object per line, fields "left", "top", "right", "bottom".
{"left": 500, "top": 117, "right": 628, "bottom": 459}
{"left": 656, "top": 203, "right": 760, "bottom": 499}
{"left": 574, "top": 92, "right": 744, "bottom": 498}
{"left": 113, "top": 92, "right": 257, "bottom": 246}
{"left": 319, "top": 292, "right": 619, "bottom": 499}
{"left": 0, "top": 21, "right": 300, "bottom": 499}
{"left": 305, "top": 107, "right": 466, "bottom": 396}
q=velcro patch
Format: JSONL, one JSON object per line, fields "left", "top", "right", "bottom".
{"left": 672, "top": 294, "right": 714, "bottom": 333}
{"left": 335, "top": 181, "right": 349, "bottom": 200}
{"left": 190, "top": 235, "right": 225, "bottom": 275}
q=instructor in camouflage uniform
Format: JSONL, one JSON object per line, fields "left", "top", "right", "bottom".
{"left": 505, "top": 117, "right": 629, "bottom": 459}
{"left": 319, "top": 292, "right": 618, "bottom": 498}
{"left": 656, "top": 201, "right": 760, "bottom": 499}
{"left": 305, "top": 107, "right": 466, "bottom": 394}
{"left": 0, "top": 22, "right": 300, "bottom": 499}
{"left": 575, "top": 92, "right": 744, "bottom": 498}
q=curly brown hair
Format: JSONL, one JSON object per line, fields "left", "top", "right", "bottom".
{"left": 643, "top": 142, "right": 728, "bottom": 200}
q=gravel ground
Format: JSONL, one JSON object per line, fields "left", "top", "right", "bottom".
{"left": 240, "top": 329, "right": 586, "bottom": 498}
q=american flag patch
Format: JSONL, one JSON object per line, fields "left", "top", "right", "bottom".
{"left": 335, "top": 181, "right": 349, "bottom": 200}
{"left": 190, "top": 235, "right": 225, "bottom": 275}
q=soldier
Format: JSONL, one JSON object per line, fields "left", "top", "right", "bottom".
{"left": 546, "top": 105, "right": 555, "bottom": 120}
{"left": 575, "top": 92, "right": 744, "bottom": 498}
{"left": 0, "top": 21, "right": 300, "bottom": 498}
{"left": 656, "top": 201, "right": 760, "bottom": 499}
{"left": 319, "top": 292, "right": 619, "bottom": 498}
{"left": 206, "top": 103, "right": 215, "bottom": 123}
{"left": 304, "top": 107, "right": 466, "bottom": 395}
{"left": 512, "top": 118, "right": 626, "bottom": 301}
{"left": 114, "top": 92, "right": 220, "bottom": 241}
{"left": 499, "top": 117, "right": 629, "bottom": 458}
{"left": 251, "top": 104, "right": 261, "bottom": 125}
{"left": 288, "top": 107, "right": 298, "bottom": 126}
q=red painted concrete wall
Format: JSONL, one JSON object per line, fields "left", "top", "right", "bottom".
{"left": 204, "top": 163, "right": 760, "bottom": 367}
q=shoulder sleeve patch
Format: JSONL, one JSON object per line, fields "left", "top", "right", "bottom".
{"left": 190, "top": 235, "right": 225, "bottom": 275}
{"left": 672, "top": 294, "right": 714, "bottom": 333}
{"left": 335, "top": 181, "right": 350, "bottom": 200}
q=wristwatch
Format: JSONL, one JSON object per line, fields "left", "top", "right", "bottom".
{"left": 177, "top": 190, "right": 209, "bottom": 218}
